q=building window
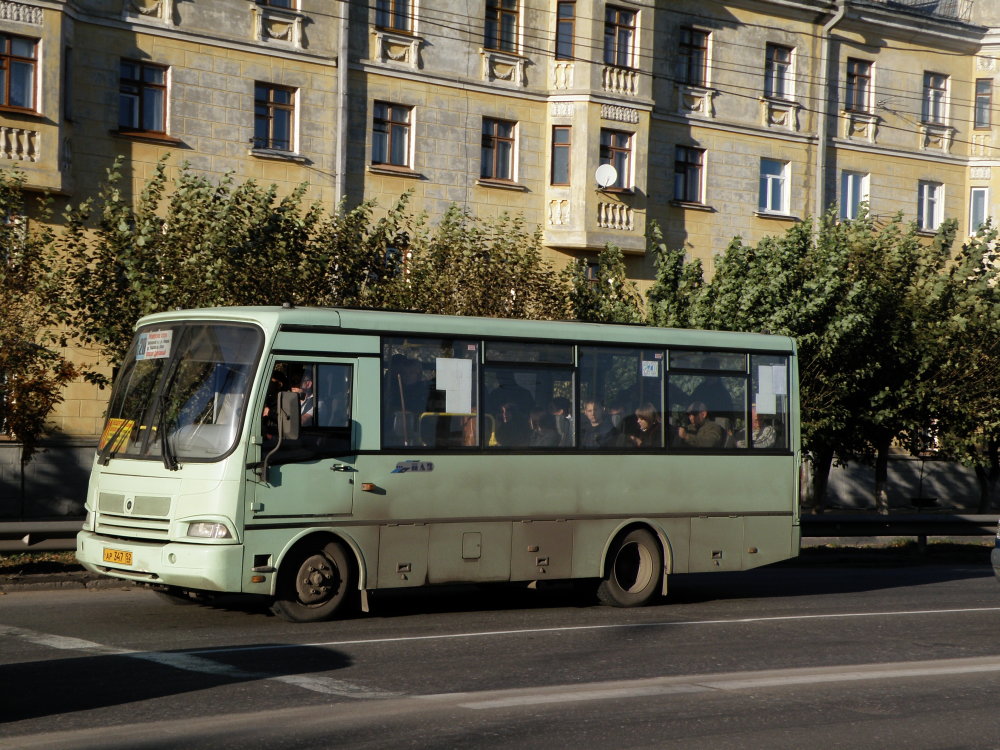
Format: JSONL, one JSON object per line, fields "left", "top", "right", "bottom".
{"left": 481, "top": 118, "right": 516, "bottom": 181}
{"left": 764, "top": 44, "right": 792, "bottom": 100}
{"left": 970, "top": 187, "right": 990, "bottom": 232}
{"left": 257, "top": 0, "right": 294, "bottom": 6}
{"left": 599, "top": 129, "right": 631, "bottom": 190}
{"left": 845, "top": 59, "right": 871, "bottom": 113}
{"left": 372, "top": 102, "right": 411, "bottom": 167}
{"left": 119, "top": 60, "right": 167, "bottom": 134}
{"left": 918, "top": 180, "right": 943, "bottom": 231}
{"left": 551, "top": 125, "right": 571, "bottom": 185}
{"left": 976, "top": 78, "right": 992, "bottom": 129}
{"left": 253, "top": 83, "right": 295, "bottom": 151}
{"left": 678, "top": 27, "right": 709, "bottom": 87}
{"left": 603, "top": 7, "right": 636, "bottom": 68}
{"left": 758, "top": 158, "right": 788, "bottom": 214}
{"left": 0, "top": 34, "right": 36, "bottom": 111}
{"left": 376, "top": 0, "right": 411, "bottom": 33}
{"left": 673, "top": 146, "right": 704, "bottom": 203}
{"left": 840, "top": 171, "right": 869, "bottom": 220}
{"left": 556, "top": 1, "right": 575, "bottom": 60}
{"left": 922, "top": 72, "right": 948, "bottom": 125}
{"left": 485, "top": 0, "right": 518, "bottom": 53}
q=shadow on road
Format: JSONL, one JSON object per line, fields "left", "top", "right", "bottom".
{"left": 0, "top": 643, "right": 352, "bottom": 724}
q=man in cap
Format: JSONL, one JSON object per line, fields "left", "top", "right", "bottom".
{"left": 677, "top": 401, "right": 725, "bottom": 449}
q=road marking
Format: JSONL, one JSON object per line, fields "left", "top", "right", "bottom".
{"left": 183, "top": 605, "right": 1000, "bottom": 656}
{"left": 417, "top": 655, "right": 1000, "bottom": 710}
{"left": 0, "top": 625, "right": 396, "bottom": 699}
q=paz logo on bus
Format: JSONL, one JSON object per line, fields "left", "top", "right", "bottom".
{"left": 392, "top": 460, "right": 434, "bottom": 473}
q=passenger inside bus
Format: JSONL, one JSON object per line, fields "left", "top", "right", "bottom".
{"left": 580, "top": 400, "right": 618, "bottom": 448}
{"left": 548, "top": 397, "right": 574, "bottom": 447}
{"left": 626, "top": 402, "right": 662, "bottom": 448}
{"left": 676, "top": 401, "right": 725, "bottom": 449}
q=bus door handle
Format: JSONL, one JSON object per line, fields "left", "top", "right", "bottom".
{"left": 331, "top": 464, "right": 355, "bottom": 472}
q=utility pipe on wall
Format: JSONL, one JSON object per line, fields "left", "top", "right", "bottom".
{"left": 334, "top": 0, "right": 350, "bottom": 206}
{"left": 815, "top": 0, "right": 847, "bottom": 221}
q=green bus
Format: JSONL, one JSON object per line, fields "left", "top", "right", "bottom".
{"left": 76, "top": 306, "right": 800, "bottom": 622}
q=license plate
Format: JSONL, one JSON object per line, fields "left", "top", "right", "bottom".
{"left": 102, "top": 547, "right": 133, "bottom": 566}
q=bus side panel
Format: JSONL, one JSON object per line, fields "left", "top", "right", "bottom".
{"left": 427, "top": 522, "right": 512, "bottom": 584}
{"left": 743, "top": 515, "right": 798, "bottom": 569}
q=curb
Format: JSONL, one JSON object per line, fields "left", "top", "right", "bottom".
{"left": 0, "top": 574, "right": 135, "bottom": 593}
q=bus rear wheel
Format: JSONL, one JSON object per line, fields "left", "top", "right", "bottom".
{"left": 272, "top": 540, "right": 353, "bottom": 623}
{"left": 597, "top": 528, "right": 662, "bottom": 608}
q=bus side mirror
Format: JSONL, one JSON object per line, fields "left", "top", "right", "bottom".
{"left": 277, "top": 391, "right": 301, "bottom": 441}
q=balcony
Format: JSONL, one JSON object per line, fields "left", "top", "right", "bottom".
{"left": 866, "top": 0, "right": 972, "bottom": 22}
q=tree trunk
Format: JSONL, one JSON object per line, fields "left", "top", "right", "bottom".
{"left": 975, "top": 439, "right": 1000, "bottom": 513}
{"left": 874, "top": 432, "right": 892, "bottom": 515}
{"left": 810, "top": 446, "right": 834, "bottom": 513}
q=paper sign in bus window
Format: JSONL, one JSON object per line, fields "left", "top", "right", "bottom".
{"left": 754, "top": 365, "right": 787, "bottom": 414}
{"left": 137, "top": 330, "right": 173, "bottom": 360}
{"left": 641, "top": 360, "right": 660, "bottom": 378}
{"left": 436, "top": 357, "right": 473, "bottom": 414}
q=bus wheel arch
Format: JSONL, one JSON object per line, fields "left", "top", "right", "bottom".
{"left": 271, "top": 532, "right": 359, "bottom": 623}
{"left": 597, "top": 523, "right": 668, "bottom": 608}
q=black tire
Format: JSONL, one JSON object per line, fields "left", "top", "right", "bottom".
{"left": 597, "top": 528, "right": 663, "bottom": 607}
{"left": 271, "top": 540, "right": 354, "bottom": 623}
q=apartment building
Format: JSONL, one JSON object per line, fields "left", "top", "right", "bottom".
{"left": 0, "top": 0, "right": 998, "bottom": 515}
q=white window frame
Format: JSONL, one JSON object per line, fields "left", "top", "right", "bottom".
{"left": 918, "top": 180, "right": 944, "bottom": 231}
{"left": 840, "top": 171, "right": 869, "bottom": 220}
{"left": 845, "top": 58, "right": 873, "bottom": 114}
{"left": 970, "top": 186, "right": 990, "bottom": 233}
{"left": 765, "top": 43, "right": 794, "bottom": 101}
{"left": 758, "top": 158, "right": 788, "bottom": 214}
{"left": 922, "top": 72, "right": 948, "bottom": 125}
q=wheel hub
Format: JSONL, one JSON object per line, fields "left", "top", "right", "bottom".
{"left": 296, "top": 553, "right": 339, "bottom": 605}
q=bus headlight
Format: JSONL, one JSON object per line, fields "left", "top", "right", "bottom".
{"left": 186, "top": 522, "right": 233, "bottom": 539}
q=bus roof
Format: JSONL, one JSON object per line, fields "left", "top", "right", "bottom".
{"left": 136, "top": 306, "right": 796, "bottom": 353}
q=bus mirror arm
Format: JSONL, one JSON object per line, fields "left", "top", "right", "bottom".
{"left": 258, "top": 391, "right": 302, "bottom": 482}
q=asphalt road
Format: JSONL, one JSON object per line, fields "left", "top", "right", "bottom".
{"left": 3, "top": 559, "right": 1000, "bottom": 749}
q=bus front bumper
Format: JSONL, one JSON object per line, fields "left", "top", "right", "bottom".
{"left": 76, "top": 531, "right": 244, "bottom": 593}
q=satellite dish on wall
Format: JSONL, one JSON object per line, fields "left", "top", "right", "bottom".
{"left": 595, "top": 163, "right": 618, "bottom": 189}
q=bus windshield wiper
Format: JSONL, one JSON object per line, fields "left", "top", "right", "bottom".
{"left": 159, "top": 395, "right": 179, "bottom": 471}
{"left": 97, "top": 420, "right": 131, "bottom": 466}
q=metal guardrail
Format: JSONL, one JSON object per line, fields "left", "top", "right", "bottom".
{"left": 0, "top": 521, "right": 83, "bottom": 552}
{"left": 1, "top": 515, "right": 996, "bottom": 554}
{"left": 800, "top": 514, "right": 998, "bottom": 539}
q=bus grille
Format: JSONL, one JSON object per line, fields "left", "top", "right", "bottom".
{"left": 96, "top": 492, "right": 172, "bottom": 540}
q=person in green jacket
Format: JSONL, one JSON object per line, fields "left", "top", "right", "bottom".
{"left": 677, "top": 401, "right": 725, "bottom": 449}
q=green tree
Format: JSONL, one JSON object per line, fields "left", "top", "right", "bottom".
{"left": 566, "top": 244, "right": 644, "bottom": 323}
{"left": 0, "top": 169, "right": 78, "bottom": 475}
{"left": 912, "top": 222, "right": 1000, "bottom": 511}
{"left": 393, "top": 206, "right": 571, "bottom": 320}
{"left": 646, "top": 209, "right": 971, "bottom": 511}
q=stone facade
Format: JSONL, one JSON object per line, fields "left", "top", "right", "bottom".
{"left": 0, "top": 0, "right": 998, "bottom": 515}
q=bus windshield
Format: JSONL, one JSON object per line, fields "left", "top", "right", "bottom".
{"left": 98, "top": 323, "right": 263, "bottom": 464}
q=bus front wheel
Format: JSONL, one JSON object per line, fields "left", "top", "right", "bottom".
{"left": 597, "top": 528, "right": 662, "bottom": 607}
{"left": 272, "top": 540, "right": 353, "bottom": 622}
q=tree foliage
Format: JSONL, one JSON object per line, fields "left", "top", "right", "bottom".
{"left": 63, "top": 157, "right": 570, "bottom": 377}
{"left": 0, "top": 170, "right": 77, "bottom": 466}
{"left": 566, "top": 244, "right": 644, "bottom": 324}
{"left": 644, "top": 210, "right": 1000, "bottom": 510}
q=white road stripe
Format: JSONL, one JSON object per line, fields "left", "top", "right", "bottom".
{"left": 428, "top": 655, "right": 1000, "bottom": 710}
{"left": 0, "top": 625, "right": 396, "bottom": 699}
{"left": 183, "top": 605, "right": 1000, "bottom": 656}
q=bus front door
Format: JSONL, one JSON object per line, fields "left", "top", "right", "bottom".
{"left": 247, "top": 358, "right": 357, "bottom": 522}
